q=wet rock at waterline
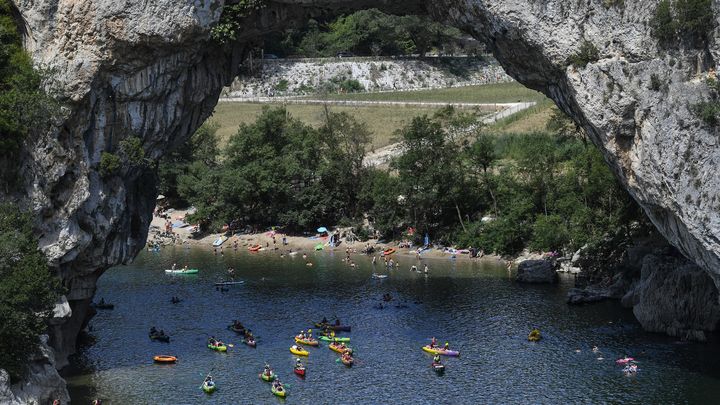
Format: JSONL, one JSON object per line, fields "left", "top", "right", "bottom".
{"left": 627, "top": 255, "right": 720, "bottom": 342}
{"left": 516, "top": 260, "right": 558, "bottom": 284}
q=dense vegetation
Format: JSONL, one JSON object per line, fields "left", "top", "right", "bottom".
{"left": 262, "top": 9, "right": 474, "bottom": 58}
{"left": 651, "top": 0, "right": 714, "bottom": 47}
{"left": 164, "top": 105, "right": 646, "bottom": 256}
{"left": 0, "top": 204, "right": 60, "bottom": 381}
{"left": 0, "top": 1, "right": 62, "bottom": 381}
{"left": 0, "top": 0, "right": 57, "bottom": 190}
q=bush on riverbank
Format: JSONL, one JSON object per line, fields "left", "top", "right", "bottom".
{"left": 0, "top": 204, "right": 60, "bottom": 381}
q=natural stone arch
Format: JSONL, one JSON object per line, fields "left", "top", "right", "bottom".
{"left": 9, "top": 0, "right": 720, "bottom": 367}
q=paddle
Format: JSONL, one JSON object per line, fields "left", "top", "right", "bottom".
{"left": 199, "top": 367, "right": 215, "bottom": 389}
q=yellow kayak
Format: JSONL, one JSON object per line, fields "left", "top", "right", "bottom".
{"left": 294, "top": 337, "right": 319, "bottom": 346}
{"left": 290, "top": 346, "right": 309, "bottom": 356}
{"left": 421, "top": 345, "right": 459, "bottom": 356}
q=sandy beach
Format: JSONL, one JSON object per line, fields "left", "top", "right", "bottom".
{"left": 148, "top": 208, "right": 511, "bottom": 265}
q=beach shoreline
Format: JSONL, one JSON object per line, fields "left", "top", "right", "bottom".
{"left": 149, "top": 208, "right": 512, "bottom": 265}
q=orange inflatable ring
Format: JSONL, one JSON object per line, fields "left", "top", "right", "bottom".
{"left": 153, "top": 355, "right": 177, "bottom": 363}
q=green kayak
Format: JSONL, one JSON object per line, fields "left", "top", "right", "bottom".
{"left": 202, "top": 381, "right": 216, "bottom": 394}
{"left": 318, "top": 335, "right": 350, "bottom": 342}
{"left": 165, "top": 269, "right": 199, "bottom": 274}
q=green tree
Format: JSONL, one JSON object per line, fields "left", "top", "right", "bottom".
{"left": 651, "top": 0, "right": 677, "bottom": 44}
{"left": 392, "top": 115, "right": 463, "bottom": 237}
{"left": 159, "top": 121, "right": 219, "bottom": 205}
{"left": 0, "top": 204, "right": 60, "bottom": 381}
{"left": 318, "top": 108, "right": 371, "bottom": 220}
{"left": 675, "top": 0, "right": 713, "bottom": 46}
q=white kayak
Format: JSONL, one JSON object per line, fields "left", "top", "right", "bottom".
{"left": 214, "top": 281, "right": 245, "bottom": 286}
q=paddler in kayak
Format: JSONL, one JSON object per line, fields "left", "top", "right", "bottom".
{"left": 430, "top": 337, "right": 437, "bottom": 348}
{"left": 171, "top": 263, "right": 177, "bottom": 270}
{"left": 433, "top": 354, "right": 441, "bottom": 364}
{"left": 321, "top": 316, "right": 328, "bottom": 324}
{"left": 295, "top": 358, "right": 304, "bottom": 369}
{"left": 307, "top": 329, "right": 313, "bottom": 338}
{"left": 444, "top": 342, "right": 450, "bottom": 350}
{"left": 263, "top": 364, "right": 273, "bottom": 376}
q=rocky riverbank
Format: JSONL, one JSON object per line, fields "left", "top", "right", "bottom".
{"left": 566, "top": 238, "right": 720, "bottom": 341}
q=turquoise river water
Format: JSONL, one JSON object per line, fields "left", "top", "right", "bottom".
{"left": 64, "top": 246, "right": 720, "bottom": 404}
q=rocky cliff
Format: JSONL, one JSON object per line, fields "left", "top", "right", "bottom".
{"left": 5, "top": 0, "right": 720, "bottom": 402}
{"left": 224, "top": 57, "right": 511, "bottom": 97}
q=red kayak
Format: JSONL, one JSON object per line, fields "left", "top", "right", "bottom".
{"left": 294, "top": 366, "right": 306, "bottom": 377}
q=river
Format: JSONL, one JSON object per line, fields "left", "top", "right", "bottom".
{"left": 64, "top": 247, "right": 720, "bottom": 404}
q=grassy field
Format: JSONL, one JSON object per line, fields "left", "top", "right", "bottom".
{"left": 304, "top": 82, "right": 548, "bottom": 104}
{"left": 488, "top": 100, "right": 556, "bottom": 133}
{"left": 211, "top": 102, "right": 489, "bottom": 150}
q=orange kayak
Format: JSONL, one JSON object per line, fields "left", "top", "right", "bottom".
{"left": 248, "top": 245, "right": 262, "bottom": 252}
{"left": 153, "top": 355, "right": 177, "bottom": 363}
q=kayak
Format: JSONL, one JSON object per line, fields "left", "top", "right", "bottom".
{"left": 294, "top": 337, "right": 319, "bottom": 346}
{"left": 227, "top": 325, "right": 246, "bottom": 334}
{"left": 259, "top": 372, "right": 275, "bottom": 382}
{"left": 294, "top": 366, "right": 306, "bottom": 377}
{"left": 372, "top": 273, "right": 388, "bottom": 279}
{"left": 149, "top": 333, "right": 170, "bottom": 343}
{"left": 202, "top": 381, "right": 216, "bottom": 394}
{"left": 153, "top": 355, "right": 177, "bottom": 363}
{"left": 207, "top": 343, "right": 227, "bottom": 352}
{"left": 341, "top": 356, "right": 354, "bottom": 367}
{"left": 616, "top": 357, "right": 635, "bottom": 365}
{"left": 215, "top": 280, "right": 244, "bottom": 286}
{"left": 212, "top": 236, "right": 228, "bottom": 247}
{"left": 422, "top": 345, "right": 459, "bottom": 357}
{"left": 382, "top": 248, "right": 396, "bottom": 256}
{"left": 318, "top": 335, "right": 350, "bottom": 343}
{"left": 248, "top": 244, "right": 262, "bottom": 252}
{"left": 290, "top": 346, "right": 309, "bottom": 356}
{"left": 329, "top": 342, "right": 353, "bottom": 354}
{"left": 432, "top": 362, "right": 445, "bottom": 373}
{"left": 243, "top": 338, "right": 257, "bottom": 348}
{"left": 315, "top": 323, "right": 351, "bottom": 332}
{"left": 165, "top": 269, "right": 199, "bottom": 274}
{"left": 271, "top": 384, "right": 287, "bottom": 398}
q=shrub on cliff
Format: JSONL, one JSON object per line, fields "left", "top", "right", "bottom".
{"left": 568, "top": 41, "right": 599, "bottom": 68}
{"left": 0, "top": 204, "right": 60, "bottom": 381}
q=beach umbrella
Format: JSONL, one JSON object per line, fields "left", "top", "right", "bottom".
{"left": 317, "top": 227, "right": 328, "bottom": 233}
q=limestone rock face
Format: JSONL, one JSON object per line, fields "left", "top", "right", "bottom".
{"left": 0, "top": 336, "right": 69, "bottom": 405}
{"left": 516, "top": 260, "right": 558, "bottom": 284}
{"left": 6, "top": 0, "right": 720, "bottom": 400}
{"left": 629, "top": 254, "right": 720, "bottom": 341}
{"left": 438, "top": 0, "right": 720, "bottom": 284}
